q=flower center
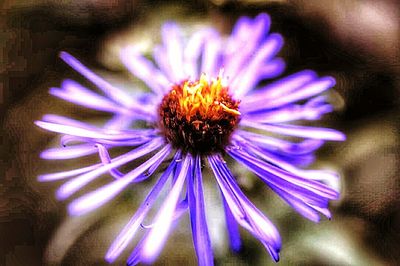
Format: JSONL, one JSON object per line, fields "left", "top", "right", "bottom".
{"left": 158, "top": 72, "right": 241, "bottom": 154}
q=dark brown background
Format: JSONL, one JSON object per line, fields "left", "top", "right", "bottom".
{"left": 1, "top": 0, "right": 399, "bottom": 265}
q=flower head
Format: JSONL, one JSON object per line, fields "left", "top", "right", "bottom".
{"left": 160, "top": 71, "right": 241, "bottom": 154}
{"left": 36, "top": 13, "right": 345, "bottom": 265}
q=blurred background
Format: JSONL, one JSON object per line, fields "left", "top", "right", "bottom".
{"left": 1, "top": 0, "right": 399, "bottom": 265}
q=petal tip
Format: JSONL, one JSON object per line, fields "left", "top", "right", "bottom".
{"left": 34, "top": 120, "right": 46, "bottom": 129}
{"left": 55, "top": 187, "right": 70, "bottom": 201}
{"left": 325, "top": 76, "right": 336, "bottom": 87}
{"left": 59, "top": 51, "right": 73, "bottom": 63}
{"left": 37, "top": 175, "right": 46, "bottom": 182}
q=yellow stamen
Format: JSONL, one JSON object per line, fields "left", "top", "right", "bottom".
{"left": 219, "top": 102, "right": 241, "bottom": 115}
{"left": 178, "top": 72, "right": 241, "bottom": 121}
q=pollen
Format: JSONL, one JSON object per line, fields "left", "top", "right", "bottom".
{"left": 159, "top": 71, "right": 240, "bottom": 154}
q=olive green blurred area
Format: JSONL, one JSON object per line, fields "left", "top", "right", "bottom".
{"left": 1, "top": 0, "right": 399, "bottom": 265}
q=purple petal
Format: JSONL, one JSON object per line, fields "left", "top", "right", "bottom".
{"left": 263, "top": 241, "right": 280, "bottom": 262}
{"left": 241, "top": 76, "right": 335, "bottom": 112}
{"left": 41, "top": 114, "right": 98, "bottom": 130}
{"left": 188, "top": 155, "right": 214, "bottom": 266}
{"left": 104, "top": 114, "right": 135, "bottom": 130}
{"left": 237, "top": 138, "right": 339, "bottom": 191}
{"left": 59, "top": 52, "right": 136, "bottom": 108}
{"left": 224, "top": 17, "right": 252, "bottom": 77}
{"left": 227, "top": 148, "right": 338, "bottom": 202}
{"left": 153, "top": 45, "right": 176, "bottom": 83}
{"left": 256, "top": 58, "right": 286, "bottom": 80}
{"left": 252, "top": 13, "right": 271, "bottom": 40}
{"left": 105, "top": 151, "right": 181, "bottom": 263}
{"left": 161, "top": 22, "right": 185, "bottom": 82}
{"left": 243, "top": 70, "right": 317, "bottom": 104}
{"left": 233, "top": 133, "right": 318, "bottom": 167}
{"left": 273, "top": 184, "right": 321, "bottom": 222}
{"left": 152, "top": 45, "right": 175, "bottom": 83}
{"left": 120, "top": 46, "right": 169, "bottom": 94}
{"left": 40, "top": 144, "right": 98, "bottom": 160}
{"left": 35, "top": 120, "right": 156, "bottom": 141}
{"left": 56, "top": 138, "right": 163, "bottom": 200}
{"left": 59, "top": 134, "right": 154, "bottom": 148}
{"left": 68, "top": 144, "right": 171, "bottom": 216}
{"left": 208, "top": 155, "right": 281, "bottom": 253}
{"left": 232, "top": 33, "right": 284, "bottom": 97}
{"left": 95, "top": 144, "right": 124, "bottom": 179}
{"left": 230, "top": 150, "right": 326, "bottom": 214}
{"left": 225, "top": 14, "right": 271, "bottom": 80}
{"left": 312, "top": 205, "right": 332, "bottom": 219}
{"left": 230, "top": 16, "right": 252, "bottom": 41}
{"left": 127, "top": 238, "right": 144, "bottom": 266}
{"left": 266, "top": 178, "right": 332, "bottom": 222}
{"left": 241, "top": 101, "right": 333, "bottom": 123}
{"left": 38, "top": 163, "right": 101, "bottom": 182}
{"left": 201, "top": 37, "right": 221, "bottom": 78}
{"left": 184, "top": 28, "right": 219, "bottom": 79}
{"left": 222, "top": 195, "right": 241, "bottom": 252}
{"left": 50, "top": 79, "right": 134, "bottom": 115}
{"left": 240, "top": 120, "right": 346, "bottom": 141}
{"left": 139, "top": 154, "right": 191, "bottom": 264}
{"left": 235, "top": 130, "right": 324, "bottom": 155}
{"left": 141, "top": 196, "right": 188, "bottom": 229}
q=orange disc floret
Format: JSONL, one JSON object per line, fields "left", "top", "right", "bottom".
{"left": 159, "top": 72, "right": 240, "bottom": 154}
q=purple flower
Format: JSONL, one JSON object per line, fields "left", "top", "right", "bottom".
{"left": 36, "top": 13, "right": 345, "bottom": 265}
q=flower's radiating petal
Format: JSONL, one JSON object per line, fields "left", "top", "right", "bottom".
{"left": 241, "top": 120, "right": 346, "bottom": 141}
{"left": 227, "top": 147, "right": 338, "bottom": 212}
{"left": 50, "top": 79, "right": 134, "bottom": 115}
{"left": 139, "top": 154, "right": 191, "bottom": 264}
{"left": 208, "top": 155, "right": 281, "bottom": 258}
{"left": 201, "top": 37, "right": 222, "bottom": 78}
{"left": 256, "top": 58, "right": 286, "bottom": 80}
{"left": 263, "top": 241, "right": 280, "bottom": 262}
{"left": 225, "top": 14, "right": 271, "bottom": 81}
{"left": 161, "top": 22, "right": 185, "bottom": 82}
{"left": 241, "top": 76, "right": 335, "bottom": 112}
{"left": 125, "top": 195, "right": 188, "bottom": 266}
{"left": 242, "top": 101, "right": 333, "bottom": 123}
{"left": 56, "top": 138, "right": 163, "bottom": 200}
{"left": 142, "top": 199, "right": 189, "bottom": 229}
{"left": 153, "top": 45, "right": 175, "bottom": 83}
{"left": 243, "top": 70, "right": 317, "bottom": 103}
{"left": 237, "top": 138, "right": 339, "bottom": 191}
{"left": 188, "top": 155, "right": 214, "bottom": 266}
{"left": 229, "top": 147, "right": 339, "bottom": 199}
{"left": 235, "top": 130, "right": 324, "bottom": 155}
{"left": 105, "top": 151, "right": 181, "bottom": 262}
{"left": 59, "top": 52, "right": 137, "bottom": 108}
{"left": 120, "top": 46, "right": 170, "bottom": 94}
{"left": 232, "top": 140, "right": 336, "bottom": 220}
{"left": 222, "top": 195, "right": 241, "bottom": 252}
{"left": 104, "top": 114, "right": 135, "bottom": 130}
{"left": 40, "top": 144, "right": 98, "bottom": 160}
{"left": 224, "top": 16, "right": 252, "bottom": 79}
{"left": 59, "top": 134, "right": 154, "bottom": 148}
{"left": 41, "top": 114, "right": 98, "bottom": 130}
{"left": 127, "top": 238, "right": 144, "bottom": 266}
{"left": 35, "top": 119, "right": 156, "bottom": 141}
{"left": 95, "top": 144, "right": 124, "bottom": 179}
{"left": 68, "top": 144, "right": 172, "bottom": 216}
{"left": 141, "top": 196, "right": 188, "bottom": 230}
{"left": 270, "top": 184, "right": 321, "bottom": 222}
{"left": 184, "top": 28, "right": 219, "bottom": 79}
{"left": 38, "top": 163, "right": 101, "bottom": 182}
{"left": 232, "top": 33, "right": 284, "bottom": 97}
